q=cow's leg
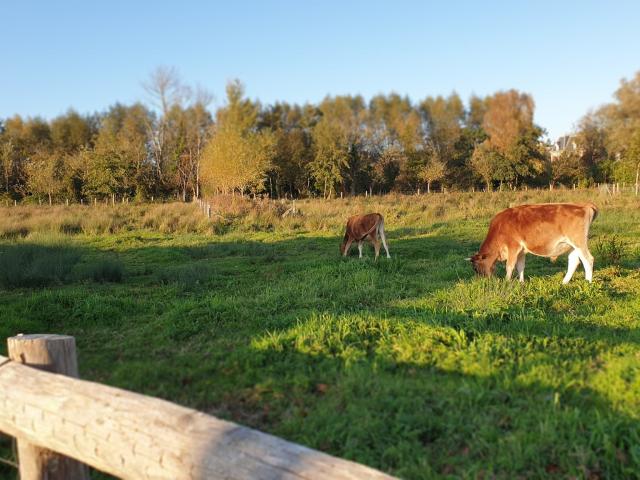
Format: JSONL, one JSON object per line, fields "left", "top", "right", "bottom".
{"left": 515, "top": 251, "right": 526, "bottom": 282}
{"left": 371, "top": 237, "right": 381, "bottom": 260}
{"left": 342, "top": 238, "right": 353, "bottom": 257}
{"left": 358, "top": 241, "right": 363, "bottom": 258}
{"left": 576, "top": 248, "right": 594, "bottom": 282}
{"left": 563, "top": 249, "right": 581, "bottom": 284}
{"left": 378, "top": 221, "right": 391, "bottom": 258}
{"left": 505, "top": 250, "right": 519, "bottom": 280}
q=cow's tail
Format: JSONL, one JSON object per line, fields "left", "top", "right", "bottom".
{"left": 359, "top": 214, "right": 381, "bottom": 240}
{"left": 377, "top": 215, "right": 391, "bottom": 258}
{"left": 586, "top": 202, "right": 598, "bottom": 224}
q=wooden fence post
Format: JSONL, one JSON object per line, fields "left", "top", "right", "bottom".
{"left": 7, "top": 334, "right": 90, "bottom": 480}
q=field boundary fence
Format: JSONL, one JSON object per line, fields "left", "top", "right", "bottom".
{"left": 0, "top": 334, "right": 394, "bottom": 480}
{"left": 2, "top": 182, "right": 640, "bottom": 209}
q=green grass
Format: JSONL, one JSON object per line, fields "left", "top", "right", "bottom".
{"left": 1, "top": 192, "right": 639, "bottom": 479}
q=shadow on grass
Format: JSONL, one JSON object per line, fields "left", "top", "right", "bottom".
{"left": 222, "top": 338, "right": 640, "bottom": 479}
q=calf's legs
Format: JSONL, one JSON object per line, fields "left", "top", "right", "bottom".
{"left": 378, "top": 223, "right": 391, "bottom": 258}
{"left": 372, "top": 237, "right": 381, "bottom": 260}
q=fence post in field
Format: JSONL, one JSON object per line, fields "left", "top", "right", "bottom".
{"left": 207, "top": 204, "right": 211, "bottom": 219}
{"left": 7, "top": 334, "right": 90, "bottom": 480}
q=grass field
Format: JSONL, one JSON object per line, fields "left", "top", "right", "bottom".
{"left": 1, "top": 190, "right": 639, "bottom": 479}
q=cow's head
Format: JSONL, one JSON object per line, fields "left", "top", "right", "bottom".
{"left": 468, "top": 253, "right": 495, "bottom": 277}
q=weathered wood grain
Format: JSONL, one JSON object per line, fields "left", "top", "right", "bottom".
{"left": 7, "top": 334, "right": 89, "bottom": 480}
{"left": 0, "top": 355, "right": 395, "bottom": 480}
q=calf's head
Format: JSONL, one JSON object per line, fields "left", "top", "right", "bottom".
{"left": 468, "top": 253, "right": 495, "bottom": 277}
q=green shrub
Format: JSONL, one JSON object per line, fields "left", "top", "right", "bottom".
{"left": 593, "top": 234, "right": 627, "bottom": 266}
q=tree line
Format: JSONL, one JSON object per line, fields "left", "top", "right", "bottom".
{"left": 1, "top": 67, "right": 639, "bottom": 203}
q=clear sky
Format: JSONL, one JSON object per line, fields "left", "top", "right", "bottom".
{"left": 2, "top": 0, "right": 639, "bottom": 139}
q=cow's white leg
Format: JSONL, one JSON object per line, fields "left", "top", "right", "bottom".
{"left": 516, "top": 252, "right": 526, "bottom": 282}
{"left": 358, "top": 241, "right": 363, "bottom": 258}
{"left": 563, "top": 249, "right": 581, "bottom": 284}
{"left": 378, "top": 222, "right": 391, "bottom": 258}
{"left": 576, "top": 248, "right": 594, "bottom": 282}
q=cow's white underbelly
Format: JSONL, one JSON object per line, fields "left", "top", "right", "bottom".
{"left": 521, "top": 237, "right": 573, "bottom": 258}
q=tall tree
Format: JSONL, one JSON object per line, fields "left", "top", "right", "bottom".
{"left": 473, "top": 90, "right": 543, "bottom": 188}
{"left": 366, "top": 94, "right": 423, "bottom": 192}
{"left": 26, "top": 147, "right": 65, "bottom": 204}
{"left": 573, "top": 112, "right": 609, "bottom": 182}
{"left": 470, "top": 141, "right": 501, "bottom": 191}
{"left": 90, "top": 103, "right": 152, "bottom": 199}
{"left": 262, "top": 102, "right": 315, "bottom": 198}
{"left": 143, "top": 66, "right": 187, "bottom": 195}
{"left": 0, "top": 139, "right": 15, "bottom": 195}
{"left": 418, "top": 146, "right": 446, "bottom": 193}
{"left": 420, "top": 93, "right": 463, "bottom": 185}
{"left": 200, "top": 80, "right": 274, "bottom": 195}
{"left": 50, "top": 110, "right": 96, "bottom": 154}
{"left": 310, "top": 96, "right": 366, "bottom": 198}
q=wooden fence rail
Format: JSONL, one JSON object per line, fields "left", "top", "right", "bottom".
{"left": 0, "top": 334, "right": 394, "bottom": 480}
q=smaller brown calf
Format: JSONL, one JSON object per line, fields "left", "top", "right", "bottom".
{"left": 340, "top": 213, "right": 390, "bottom": 259}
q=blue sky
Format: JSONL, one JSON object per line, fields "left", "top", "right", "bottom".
{"left": 2, "top": 0, "right": 639, "bottom": 139}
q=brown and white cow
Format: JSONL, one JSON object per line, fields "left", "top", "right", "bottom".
{"left": 340, "top": 213, "right": 390, "bottom": 259}
{"left": 469, "top": 202, "right": 598, "bottom": 283}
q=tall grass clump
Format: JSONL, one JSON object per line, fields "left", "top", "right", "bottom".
{"left": 0, "top": 242, "right": 80, "bottom": 288}
{"left": 156, "top": 263, "right": 214, "bottom": 291}
{"left": 141, "top": 203, "right": 212, "bottom": 234}
{"left": 593, "top": 234, "right": 627, "bottom": 266}
{"left": 85, "top": 258, "right": 125, "bottom": 283}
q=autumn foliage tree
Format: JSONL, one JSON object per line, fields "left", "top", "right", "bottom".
{"left": 200, "top": 80, "right": 274, "bottom": 195}
{"left": 4, "top": 67, "right": 640, "bottom": 201}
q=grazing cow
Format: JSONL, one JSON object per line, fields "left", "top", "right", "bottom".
{"left": 340, "top": 213, "right": 390, "bottom": 259}
{"left": 469, "top": 202, "right": 598, "bottom": 283}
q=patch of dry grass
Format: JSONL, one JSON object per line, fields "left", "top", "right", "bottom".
{"left": 1, "top": 189, "right": 638, "bottom": 240}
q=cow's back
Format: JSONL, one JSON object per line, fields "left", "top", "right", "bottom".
{"left": 484, "top": 203, "right": 596, "bottom": 254}
{"left": 346, "top": 213, "right": 381, "bottom": 240}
